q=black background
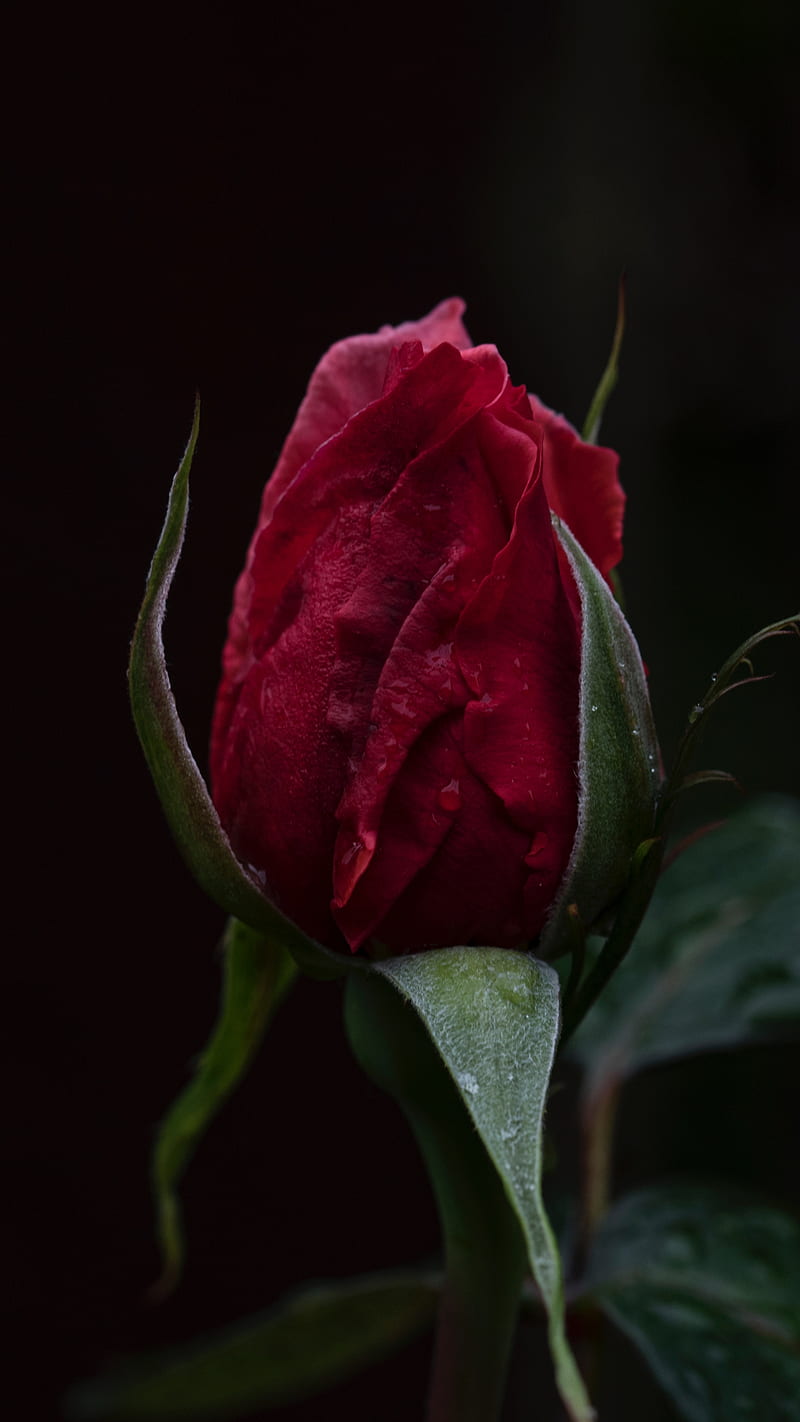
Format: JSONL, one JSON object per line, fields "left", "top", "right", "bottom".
{"left": 6, "top": 2, "right": 800, "bottom": 1419}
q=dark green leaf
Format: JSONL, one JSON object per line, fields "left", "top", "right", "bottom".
{"left": 127, "top": 403, "right": 345, "bottom": 979}
{"left": 570, "top": 797, "right": 800, "bottom": 1080}
{"left": 584, "top": 1183, "right": 800, "bottom": 1422}
{"left": 151, "top": 918, "right": 297, "bottom": 1297}
{"left": 542, "top": 517, "right": 661, "bottom": 959}
{"left": 375, "top": 948, "right": 594, "bottom": 1422}
{"left": 66, "top": 1268, "right": 440, "bottom": 1420}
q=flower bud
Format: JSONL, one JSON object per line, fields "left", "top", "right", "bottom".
{"left": 210, "top": 300, "right": 659, "bottom": 955}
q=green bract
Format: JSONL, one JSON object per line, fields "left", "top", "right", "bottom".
{"left": 541, "top": 516, "right": 661, "bottom": 959}
{"left": 127, "top": 402, "right": 344, "bottom": 979}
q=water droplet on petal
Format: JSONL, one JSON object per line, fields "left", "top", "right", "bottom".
{"left": 438, "top": 778, "right": 461, "bottom": 812}
{"left": 339, "top": 834, "right": 375, "bottom": 883}
{"left": 342, "top": 839, "right": 363, "bottom": 867}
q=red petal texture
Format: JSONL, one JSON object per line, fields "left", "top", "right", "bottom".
{"left": 210, "top": 301, "right": 624, "bottom": 953}
{"left": 529, "top": 392, "right": 625, "bottom": 579}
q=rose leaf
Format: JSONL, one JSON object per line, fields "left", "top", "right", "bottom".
{"left": 568, "top": 796, "right": 800, "bottom": 1083}
{"left": 65, "top": 1266, "right": 440, "bottom": 1419}
{"left": 582, "top": 1182, "right": 800, "bottom": 1422}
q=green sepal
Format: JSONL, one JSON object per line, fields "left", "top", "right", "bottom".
{"left": 127, "top": 403, "right": 344, "bottom": 980}
{"left": 65, "top": 1267, "right": 440, "bottom": 1420}
{"left": 582, "top": 276, "right": 625, "bottom": 446}
{"left": 568, "top": 795, "right": 800, "bottom": 1081}
{"left": 347, "top": 947, "right": 595, "bottom": 1422}
{"left": 150, "top": 917, "right": 298, "bottom": 1298}
{"left": 582, "top": 1183, "right": 800, "bottom": 1422}
{"left": 541, "top": 516, "right": 661, "bottom": 960}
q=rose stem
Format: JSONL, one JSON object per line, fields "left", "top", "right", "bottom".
{"left": 414, "top": 1095, "right": 527, "bottom": 1422}
{"left": 344, "top": 970, "right": 526, "bottom": 1422}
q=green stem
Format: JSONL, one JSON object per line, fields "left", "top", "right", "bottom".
{"left": 560, "top": 836, "right": 663, "bottom": 1047}
{"left": 565, "top": 1068, "right": 621, "bottom": 1410}
{"left": 416, "top": 1103, "right": 527, "bottom": 1422}
{"left": 344, "top": 971, "right": 526, "bottom": 1422}
{"left": 576, "top": 1071, "right": 620, "bottom": 1271}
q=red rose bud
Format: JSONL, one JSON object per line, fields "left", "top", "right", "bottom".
{"left": 210, "top": 299, "right": 657, "bottom": 955}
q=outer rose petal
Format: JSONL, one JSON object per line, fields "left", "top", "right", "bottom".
{"left": 211, "top": 340, "right": 509, "bottom": 943}
{"left": 220, "top": 301, "right": 472, "bottom": 694}
{"left": 332, "top": 380, "right": 580, "bottom": 952}
{"left": 263, "top": 297, "right": 473, "bottom": 522}
{"left": 342, "top": 720, "right": 537, "bottom": 952}
{"left": 529, "top": 392, "right": 624, "bottom": 578}
{"left": 330, "top": 420, "right": 509, "bottom": 945}
{"left": 454, "top": 416, "right": 581, "bottom": 939}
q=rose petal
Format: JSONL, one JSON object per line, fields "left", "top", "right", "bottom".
{"left": 454, "top": 420, "right": 581, "bottom": 936}
{"left": 363, "top": 745, "right": 537, "bottom": 955}
{"left": 212, "top": 339, "right": 508, "bottom": 942}
{"left": 330, "top": 389, "right": 513, "bottom": 941}
{"left": 265, "top": 298, "right": 472, "bottom": 524}
{"left": 529, "top": 393, "right": 625, "bottom": 577}
{"left": 218, "top": 300, "right": 472, "bottom": 696}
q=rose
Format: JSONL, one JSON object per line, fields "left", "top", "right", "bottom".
{"left": 210, "top": 299, "right": 625, "bottom": 954}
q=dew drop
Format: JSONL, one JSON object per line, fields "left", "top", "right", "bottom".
{"left": 590, "top": 704, "right": 599, "bottom": 713}
{"left": 500, "top": 1121, "right": 521, "bottom": 1142}
{"left": 342, "top": 839, "right": 364, "bottom": 867}
{"left": 339, "top": 834, "right": 375, "bottom": 880}
{"left": 458, "top": 1071, "right": 479, "bottom": 1096}
{"left": 438, "top": 778, "right": 461, "bottom": 812}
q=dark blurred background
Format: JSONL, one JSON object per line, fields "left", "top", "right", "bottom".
{"left": 5, "top": 1, "right": 799, "bottom": 1418}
